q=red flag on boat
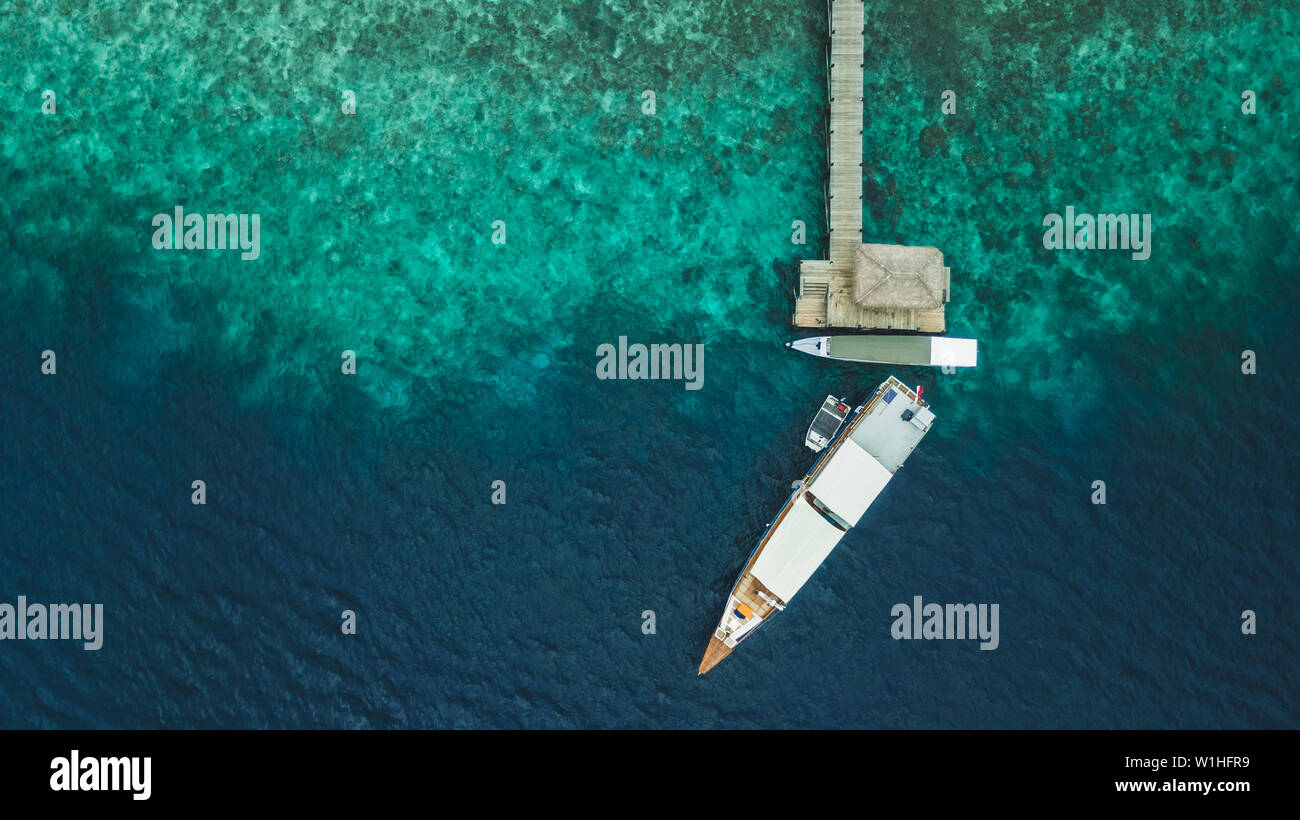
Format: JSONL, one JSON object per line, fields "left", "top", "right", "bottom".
{"left": 916, "top": 385, "right": 924, "bottom": 399}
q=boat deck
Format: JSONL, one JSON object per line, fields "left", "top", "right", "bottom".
{"left": 846, "top": 382, "right": 931, "bottom": 472}
{"left": 730, "top": 377, "right": 926, "bottom": 603}
{"left": 828, "top": 334, "right": 932, "bottom": 364}
{"left": 732, "top": 573, "right": 780, "bottom": 623}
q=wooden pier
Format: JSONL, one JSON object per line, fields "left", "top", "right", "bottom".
{"left": 793, "top": 0, "right": 949, "bottom": 333}
{"left": 826, "top": 0, "right": 865, "bottom": 269}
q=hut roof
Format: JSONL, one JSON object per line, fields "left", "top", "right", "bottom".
{"left": 852, "top": 244, "right": 946, "bottom": 309}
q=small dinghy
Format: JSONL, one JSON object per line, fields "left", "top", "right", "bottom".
{"left": 804, "top": 395, "right": 850, "bottom": 452}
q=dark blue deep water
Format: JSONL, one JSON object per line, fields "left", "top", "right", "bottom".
{"left": 1, "top": 0, "right": 1297, "bottom": 727}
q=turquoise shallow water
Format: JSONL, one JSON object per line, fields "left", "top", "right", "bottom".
{"left": 0, "top": 1, "right": 1297, "bottom": 727}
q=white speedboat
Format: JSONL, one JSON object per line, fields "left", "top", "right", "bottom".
{"left": 788, "top": 334, "right": 978, "bottom": 368}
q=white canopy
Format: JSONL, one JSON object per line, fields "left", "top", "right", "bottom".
{"left": 929, "top": 337, "right": 978, "bottom": 368}
{"left": 751, "top": 497, "right": 845, "bottom": 604}
{"left": 807, "top": 439, "right": 893, "bottom": 526}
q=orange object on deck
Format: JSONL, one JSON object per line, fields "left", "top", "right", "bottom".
{"left": 735, "top": 602, "right": 754, "bottom": 618}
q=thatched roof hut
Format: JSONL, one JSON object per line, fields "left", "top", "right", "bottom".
{"left": 852, "top": 244, "right": 949, "bottom": 309}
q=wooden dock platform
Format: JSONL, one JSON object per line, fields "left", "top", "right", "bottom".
{"left": 793, "top": 0, "right": 948, "bottom": 333}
